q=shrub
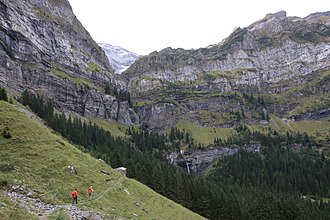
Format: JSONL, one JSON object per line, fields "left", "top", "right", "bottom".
{"left": 0, "top": 87, "right": 8, "bottom": 102}
{"left": 0, "top": 179, "right": 8, "bottom": 189}
{"left": 2, "top": 126, "right": 12, "bottom": 139}
{"left": 0, "top": 163, "right": 14, "bottom": 172}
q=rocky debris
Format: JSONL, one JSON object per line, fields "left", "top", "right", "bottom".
{"left": 168, "top": 144, "right": 261, "bottom": 175}
{"left": 124, "top": 188, "right": 130, "bottom": 195}
{"left": 100, "top": 170, "right": 110, "bottom": 175}
{"left": 98, "top": 159, "right": 106, "bottom": 163}
{"left": 135, "top": 202, "right": 148, "bottom": 213}
{"left": 7, "top": 191, "right": 104, "bottom": 220}
{"left": 114, "top": 167, "right": 127, "bottom": 177}
{"left": 67, "top": 165, "right": 77, "bottom": 174}
{"left": 11, "top": 184, "right": 29, "bottom": 194}
{"left": 11, "top": 185, "right": 25, "bottom": 191}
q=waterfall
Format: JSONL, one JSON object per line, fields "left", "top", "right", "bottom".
{"left": 185, "top": 161, "right": 190, "bottom": 173}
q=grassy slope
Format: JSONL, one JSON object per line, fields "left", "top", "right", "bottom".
{"left": 0, "top": 101, "right": 203, "bottom": 220}
{"left": 253, "top": 114, "right": 330, "bottom": 142}
{"left": 173, "top": 116, "right": 330, "bottom": 146}
{"left": 174, "top": 120, "right": 235, "bottom": 146}
{"left": 87, "top": 117, "right": 129, "bottom": 137}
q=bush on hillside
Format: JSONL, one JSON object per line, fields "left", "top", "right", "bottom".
{"left": 0, "top": 179, "right": 8, "bottom": 189}
{"left": 0, "top": 87, "right": 8, "bottom": 102}
{"left": 2, "top": 126, "right": 12, "bottom": 139}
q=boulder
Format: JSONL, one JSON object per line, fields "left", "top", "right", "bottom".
{"left": 67, "top": 165, "right": 77, "bottom": 174}
{"left": 114, "top": 167, "right": 126, "bottom": 176}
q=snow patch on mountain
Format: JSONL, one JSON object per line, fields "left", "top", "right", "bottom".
{"left": 99, "top": 43, "right": 140, "bottom": 74}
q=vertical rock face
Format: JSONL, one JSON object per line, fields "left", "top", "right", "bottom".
{"left": 0, "top": 0, "right": 138, "bottom": 124}
{"left": 167, "top": 144, "right": 261, "bottom": 175}
{"left": 122, "top": 11, "right": 330, "bottom": 130}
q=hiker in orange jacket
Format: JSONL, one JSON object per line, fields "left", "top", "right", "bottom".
{"left": 88, "top": 186, "right": 94, "bottom": 200}
{"left": 71, "top": 189, "right": 78, "bottom": 205}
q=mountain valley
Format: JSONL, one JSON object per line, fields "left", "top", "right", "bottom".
{"left": 0, "top": 0, "right": 329, "bottom": 219}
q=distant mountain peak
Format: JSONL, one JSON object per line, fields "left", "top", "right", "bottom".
{"left": 98, "top": 43, "right": 140, "bottom": 74}
{"left": 266, "top": 10, "right": 287, "bottom": 18}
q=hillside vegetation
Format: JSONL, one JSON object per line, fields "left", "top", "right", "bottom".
{"left": 0, "top": 101, "right": 203, "bottom": 220}
{"left": 171, "top": 116, "right": 330, "bottom": 147}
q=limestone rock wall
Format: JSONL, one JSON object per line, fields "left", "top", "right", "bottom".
{"left": 123, "top": 11, "right": 330, "bottom": 130}
{"left": 0, "top": 0, "right": 138, "bottom": 124}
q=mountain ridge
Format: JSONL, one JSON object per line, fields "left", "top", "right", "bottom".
{"left": 121, "top": 10, "right": 330, "bottom": 131}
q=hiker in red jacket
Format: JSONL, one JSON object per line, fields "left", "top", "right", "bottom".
{"left": 71, "top": 189, "right": 78, "bottom": 205}
{"left": 88, "top": 186, "right": 94, "bottom": 200}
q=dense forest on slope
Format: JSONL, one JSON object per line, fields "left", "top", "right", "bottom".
{"left": 208, "top": 125, "right": 330, "bottom": 193}
{"left": 17, "top": 89, "right": 330, "bottom": 219}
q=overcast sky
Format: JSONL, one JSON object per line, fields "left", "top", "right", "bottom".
{"left": 67, "top": 0, "right": 328, "bottom": 55}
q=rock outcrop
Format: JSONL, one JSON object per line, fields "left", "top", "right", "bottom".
{"left": 0, "top": 0, "right": 138, "bottom": 124}
{"left": 167, "top": 144, "right": 261, "bottom": 175}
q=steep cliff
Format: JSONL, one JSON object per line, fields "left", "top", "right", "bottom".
{"left": 0, "top": 0, "right": 138, "bottom": 124}
{"left": 123, "top": 11, "right": 330, "bottom": 130}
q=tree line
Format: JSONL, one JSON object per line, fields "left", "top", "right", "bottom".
{"left": 104, "top": 83, "right": 132, "bottom": 107}
{"left": 0, "top": 86, "right": 8, "bottom": 102}
{"left": 209, "top": 125, "right": 329, "bottom": 195}
{"left": 127, "top": 126, "right": 195, "bottom": 155}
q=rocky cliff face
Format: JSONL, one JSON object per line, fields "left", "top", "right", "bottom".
{"left": 167, "top": 144, "right": 261, "bottom": 175}
{"left": 122, "top": 11, "right": 330, "bottom": 130}
{"left": 0, "top": 0, "right": 138, "bottom": 124}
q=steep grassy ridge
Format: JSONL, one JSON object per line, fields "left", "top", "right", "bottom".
{"left": 0, "top": 101, "right": 203, "bottom": 219}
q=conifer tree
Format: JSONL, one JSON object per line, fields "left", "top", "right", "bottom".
{"left": 0, "top": 87, "right": 8, "bottom": 102}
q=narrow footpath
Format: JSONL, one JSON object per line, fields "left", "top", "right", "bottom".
{"left": 7, "top": 191, "right": 104, "bottom": 220}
